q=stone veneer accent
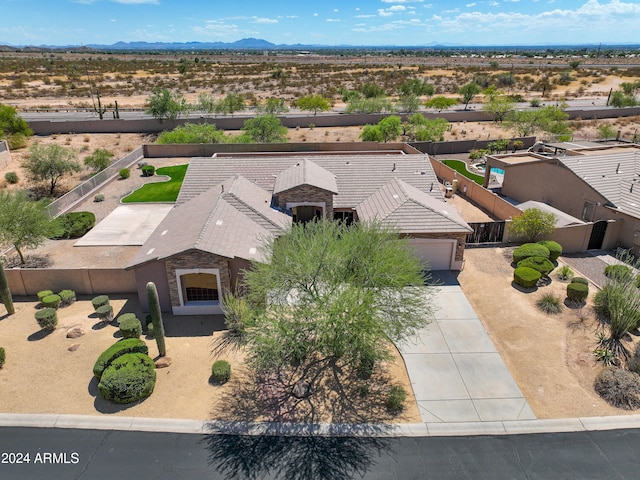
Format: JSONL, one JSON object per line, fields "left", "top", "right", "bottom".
{"left": 165, "top": 250, "right": 231, "bottom": 308}
{"left": 405, "top": 232, "right": 467, "bottom": 262}
{"left": 276, "top": 185, "right": 334, "bottom": 219}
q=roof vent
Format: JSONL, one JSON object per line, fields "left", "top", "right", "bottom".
{"left": 616, "top": 163, "right": 621, "bottom": 174}
{"left": 392, "top": 163, "right": 396, "bottom": 172}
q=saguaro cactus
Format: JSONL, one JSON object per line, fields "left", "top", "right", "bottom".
{"left": 0, "top": 260, "right": 15, "bottom": 315}
{"left": 146, "top": 282, "right": 166, "bottom": 357}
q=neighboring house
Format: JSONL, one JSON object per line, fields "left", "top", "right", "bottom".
{"left": 486, "top": 143, "right": 640, "bottom": 253}
{"left": 127, "top": 152, "right": 472, "bottom": 315}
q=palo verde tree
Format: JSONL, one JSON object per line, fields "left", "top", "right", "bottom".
{"left": 458, "top": 82, "right": 481, "bottom": 110}
{"left": 233, "top": 219, "right": 434, "bottom": 397}
{"left": 424, "top": 96, "right": 457, "bottom": 112}
{"left": 0, "top": 191, "right": 55, "bottom": 265}
{"left": 509, "top": 208, "right": 556, "bottom": 242}
{"left": 23, "top": 144, "right": 81, "bottom": 196}
{"left": 0, "top": 103, "right": 32, "bottom": 149}
{"left": 403, "top": 114, "right": 449, "bottom": 142}
{"left": 145, "top": 88, "right": 187, "bottom": 122}
{"left": 240, "top": 115, "right": 287, "bottom": 143}
{"left": 84, "top": 148, "right": 114, "bottom": 173}
{"left": 482, "top": 93, "right": 515, "bottom": 123}
{"left": 295, "top": 95, "right": 331, "bottom": 116}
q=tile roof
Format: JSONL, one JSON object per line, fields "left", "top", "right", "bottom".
{"left": 273, "top": 159, "right": 338, "bottom": 194}
{"left": 557, "top": 147, "right": 640, "bottom": 217}
{"left": 516, "top": 200, "right": 585, "bottom": 227}
{"left": 176, "top": 154, "right": 444, "bottom": 209}
{"left": 356, "top": 179, "right": 472, "bottom": 234}
{"left": 126, "top": 175, "right": 291, "bottom": 268}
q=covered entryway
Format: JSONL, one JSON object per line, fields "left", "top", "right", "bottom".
{"left": 588, "top": 220, "right": 608, "bottom": 250}
{"left": 407, "top": 239, "right": 455, "bottom": 271}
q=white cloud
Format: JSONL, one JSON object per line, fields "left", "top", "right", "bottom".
{"left": 389, "top": 5, "right": 407, "bottom": 11}
{"left": 466, "top": 2, "right": 476, "bottom": 6}
{"left": 333, "top": 8, "right": 339, "bottom": 12}
{"left": 192, "top": 19, "right": 256, "bottom": 39}
{"left": 356, "top": 14, "right": 377, "bottom": 18}
{"left": 327, "top": 18, "right": 341, "bottom": 22}
{"left": 313, "top": 12, "right": 318, "bottom": 16}
{"left": 378, "top": 9, "right": 394, "bottom": 16}
{"left": 113, "top": 0, "right": 159, "bottom": 4}
{"left": 251, "top": 17, "right": 278, "bottom": 24}
{"left": 381, "top": 0, "right": 423, "bottom": 3}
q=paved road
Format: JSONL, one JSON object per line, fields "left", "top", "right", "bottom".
{"left": 1, "top": 427, "right": 640, "bottom": 479}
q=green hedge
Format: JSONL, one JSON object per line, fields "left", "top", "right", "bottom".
{"left": 92, "top": 295, "right": 110, "bottom": 310}
{"left": 93, "top": 338, "right": 149, "bottom": 379}
{"left": 118, "top": 314, "right": 142, "bottom": 339}
{"left": 211, "top": 360, "right": 231, "bottom": 384}
{"left": 571, "top": 277, "right": 589, "bottom": 285}
{"left": 50, "top": 212, "right": 96, "bottom": 239}
{"left": 95, "top": 304, "right": 114, "bottom": 322}
{"left": 141, "top": 165, "right": 155, "bottom": 177}
{"left": 58, "top": 289, "right": 76, "bottom": 306}
{"left": 41, "top": 294, "right": 61, "bottom": 309}
{"left": 567, "top": 282, "right": 589, "bottom": 302}
{"left": 517, "top": 256, "right": 555, "bottom": 276}
{"left": 98, "top": 353, "right": 156, "bottom": 404}
{"left": 513, "top": 243, "right": 550, "bottom": 263}
{"left": 35, "top": 308, "right": 58, "bottom": 330}
{"left": 538, "top": 240, "right": 562, "bottom": 261}
{"left": 514, "top": 267, "right": 541, "bottom": 288}
{"left": 37, "top": 290, "right": 53, "bottom": 302}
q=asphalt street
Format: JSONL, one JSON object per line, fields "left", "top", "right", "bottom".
{"left": 1, "top": 427, "right": 640, "bottom": 479}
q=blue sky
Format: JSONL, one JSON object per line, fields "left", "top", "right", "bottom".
{"left": 1, "top": 0, "right": 640, "bottom": 47}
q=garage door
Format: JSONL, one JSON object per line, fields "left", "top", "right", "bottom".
{"left": 407, "top": 239, "right": 455, "bottom": 271}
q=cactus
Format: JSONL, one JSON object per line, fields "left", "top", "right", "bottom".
{"left": 0, "top": 260, "right": 15, "bottom": 315}
{"left": 114, "top": 100, "right": 120, "bottom": 119}
{"left": 94, "top": 89, "right": 107, "bottom": 119}
{"left": 146, "top": 282, "right": 166, "bottom": 357}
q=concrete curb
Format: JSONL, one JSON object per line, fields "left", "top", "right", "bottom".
{"left": 2, "top": 413, "right": 640, "bottom": 437}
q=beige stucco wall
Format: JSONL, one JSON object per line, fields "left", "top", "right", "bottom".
{"left": 133, "top": 261, "right": 172, "bottom": 312}
{"left": 5, "top": 268, "right": 136, "bottom": 296}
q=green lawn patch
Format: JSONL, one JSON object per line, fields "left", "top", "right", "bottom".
{"left": 122, "top": 164, "right": 188, "bottom": 203}
{"left": 442, "top": 159, "right": 484, "bottom": 185}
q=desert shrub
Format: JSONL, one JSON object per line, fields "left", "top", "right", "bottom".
{"left": 604, "top": 264, "right": 633, "bottom": 282}
{"left": 147, "top": 322, "right": 155, "bottom": 338}
{"left": 537, "top": 240, "right": 562, "bottom": 261}
{"left": 119, "top": 168, "right": 130, "bottom": 179}
{"left": 385, "top": 385, "right": 407, "bottom": 413}
{"left": 536, "top": 293, "right": 563, "bottom": 314}
{"left": 513, "top": 266, "right": 541, "bottom": 288}
{"left": 118, "top": 314, "right": 142, "bottom": 339}
{"left": 571, "top": 277, "right": 589, "bottom": 285}
{"left": 37, "top": 290, "right": 53, "bottom": 302}
{"left": 556, "top": 265, "right": 573, "bottom": 281}
{"left": 356, "top": 351, "right": 376, "bottom": 380}
{"left": 41, "top": 294, "right": 61, "bottom": 309}
{"left": 95, "top": 304, "right": 114, "bottom": 322}
{"left": 98, "top": 353, "right": 156, "bottom": 404}
{"left": 0, "top": 347, "right": 5, "bottom": 368}
{"left": 34, "top": 308, "right": 58, "bottom": 330}
{"left": 93, "top": 194, "right": 105, "bottom": 202}
{"left": 141, "top": 165, "right": 155, "bottom": 177}
{"left": 50, "top": 212, "right": 96, "bottom": 239}
{"left": 92, "top": 295, "right": 110, "bottom": 310}
{"left": 137, "top": 161, "right": 148, "bottom": 168}
{"left": 4, "top": 172, "right": 18, "bottom": 184}
{"left": 58, "top": 289, "right": 76, "bottom": 306}
{"left": 221, "top": 292, "right": 251, "bottom": 335}
{"left": 512, "top": 243, "right": 550, "bottom": 263}
{"left": 594, "top": 284, "right": 621, "bottom": 317}
{"left": 594, "top": 367, "right": 640, "bottom": 410}
{"left": 567, "top": 282, "right": 589, "bottom": 302}
{"left": 93, "top": 338, "right": 149, "bottom": 379}
{"left": 517, "top": 256, "right": 555, "bottom": 276}
{"left": 211, "top": 360, "right": 231, "bottom": 384}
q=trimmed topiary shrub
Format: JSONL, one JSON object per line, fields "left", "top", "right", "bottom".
{"left": 567, "top": 282, "right": 589, "bottom": 303}
{"left": 517, "top": 256, "right": 555, "bottom": 276}
{"left": 385, "top": 385, "right": 407, "bottom": 413}
{"left": 146, "top": 322, "right": 155, "bottom": 338}
{"left": 35, "top": 308, "right": 58, "bottom": 330}
{"left": 0, "top": 347, "right": 5, "bottom": 368}
{"left": 98, "top": 353, "right": 156, "bottom": 404}
{"left": 58, "top": 289, "right": 76, "bottom": 306}
{"left": 514, "top": 266, "right": 541, "bottom": 288}
{"left": 538, "top": 240, "right": 562, "bottom": 261}
{"left": 513, "top": 243, "right": 550, "bottom": 263}
{"left": 604, "top": 264, "right": 633, "bottom": 282}
{"left": 93, "top": 194, "right": 105, "bottom": 202}
{"left": 119, "top": 168, "right": 130, "bottom": 179}
{"left": 118, "top": 314, "right": 142, "bottom": 339}
{"left": 4, "top": 172, "right": 19, "bottom": 184}
{"left": 571, "top": 277, "right": 589, "bottom": 285}
{"left": 95, "top": 304, "right": 114, "bottom": 322}
{"left": 93, "top": 338, "right": 149, "bottom": 379}
{"left": 49, "top": 212, "right": 96, "bottom": 239}
{"left": 92, "top": 295, "right": 110, "bottom": 310}
{"left": 37, "top": 290, "right": 53, "bottom": 302}
{"left": 212, "top": 360, "right": 231, "bottom": 384}
{"left": 141, "top": 165, "right": 155, "bottom": 177}
{"left": 594, "top": 367, "right": 640, "bottom": 410}
{"left": 41, "top": 294, "right": 61, "bottom": 309}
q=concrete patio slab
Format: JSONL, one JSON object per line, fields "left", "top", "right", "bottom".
{"left": 453, "top": 353, "right": 524, "bottom": 399}
{"left": 75, "top": 204, "right": 173, "bottom": 246}
{"left": 398, "top": 324, "right": 449, "bottom": 354}
{"left": 431, "top": 291, "right": 478, "bottom": 320}
{"left": 403, "top": 353, "right": 470, "bottom": 401}
{"left": 439, "top": 320, "right": 496, "bottom": 353}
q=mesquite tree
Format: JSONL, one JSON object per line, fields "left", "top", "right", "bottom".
{"left": 146, "top": 282, "right": 166, "bottom": 356}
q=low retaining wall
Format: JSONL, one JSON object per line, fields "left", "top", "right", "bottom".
{"left": 5, "top": 268, "right": 137, "bottom": 297}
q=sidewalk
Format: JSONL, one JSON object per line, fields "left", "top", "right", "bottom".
{"left": 398, "top": 271, "right": 535, "bottom": 424}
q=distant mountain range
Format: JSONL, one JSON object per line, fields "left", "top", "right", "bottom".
{"left": 1, "top": 37, "right": 638, "bottom": 52}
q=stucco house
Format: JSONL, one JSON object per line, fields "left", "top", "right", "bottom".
{"left": 485, "top": 143, "right": 640, "bottom": 253}
{"left": 127, "top": 152, "right": 472, "bottom": 314}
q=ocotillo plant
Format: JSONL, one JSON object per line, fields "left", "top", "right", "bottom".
{"left": 0, "top": 260, "right": 15, "bottom": 315}
{"left": 146, "top": 282, "right": 166, "bottom": 356}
